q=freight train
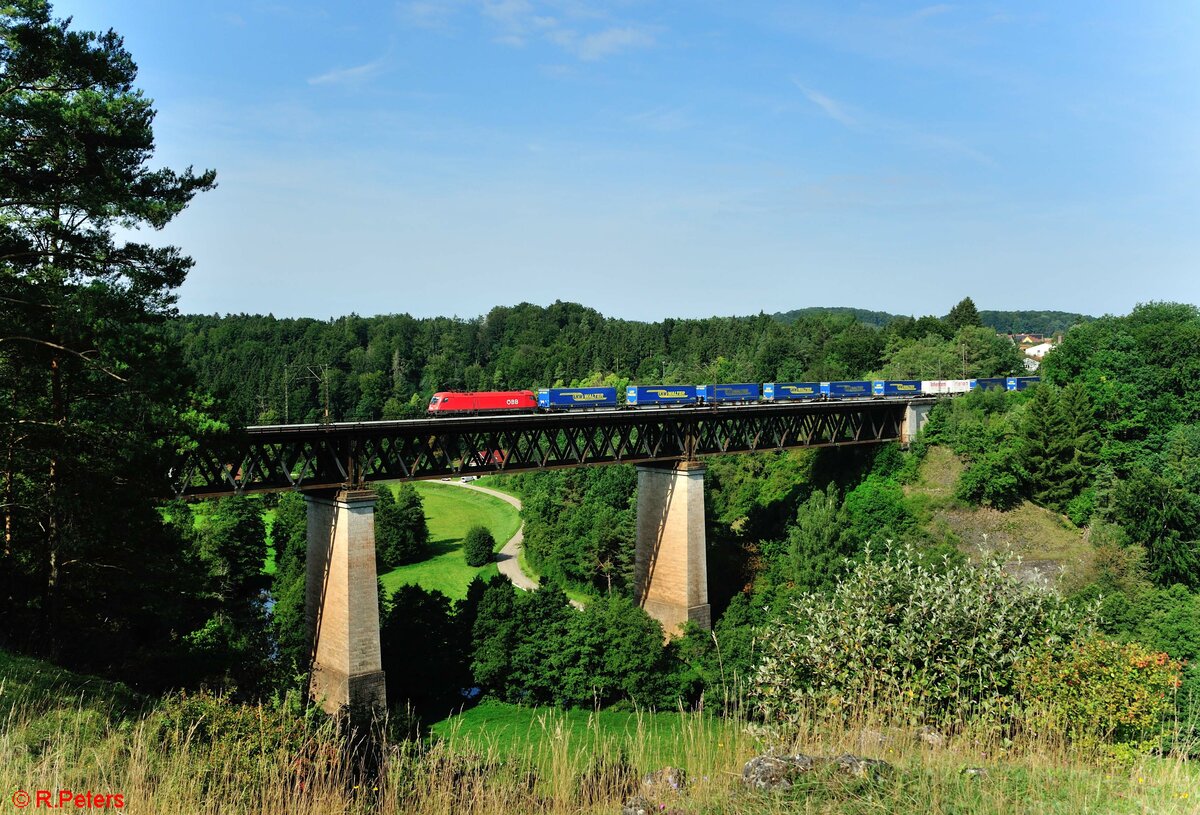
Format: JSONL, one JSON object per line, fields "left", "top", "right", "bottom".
{"left": 425, "top": 377, "right": 1039, "bottom": 415}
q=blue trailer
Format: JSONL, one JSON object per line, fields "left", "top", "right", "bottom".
{"left": 764, "top": 382, "right": 822, "bottom": 401}
{"left": 1006, "top": 376, "right": 1040, "bottom": 391}
{"left": 698, "top": 383, "right": 760, "bottom": 404}
{"left": 625, "top": 385, "right": 698, "bottom": 407}
{"left": 971, "top": 377, "right": 1007, "bottom": 391}
{"left": 872, "top": 380, "right": 922, "bottom": 397}
{"left": 821, "top": 381, "right": 873, "bottom": 398}
{"left": 537, "top": 387, "right": 618, "bottom": 409}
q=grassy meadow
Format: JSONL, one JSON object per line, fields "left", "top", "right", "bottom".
{"left": 377, "top": 481, "right": 521, "bottom": 600}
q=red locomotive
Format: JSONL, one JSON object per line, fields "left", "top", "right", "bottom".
{"left": 426, "top": 391, "right": 538, "bottom": 414}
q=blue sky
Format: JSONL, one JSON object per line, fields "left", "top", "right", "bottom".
{"left": 54, "top": 1, "right": 1200, "bottom": 321}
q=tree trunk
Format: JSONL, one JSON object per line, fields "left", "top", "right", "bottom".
{"left": 45, "top": 350, "right": 62, "bottom": 657}
{"left": 3, "top": 428, "right": 12, "bottom": 557}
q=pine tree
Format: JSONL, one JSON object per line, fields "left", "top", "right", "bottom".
{"left": 269, "top": 492, "right": 309, "bottom": 682}
{"left": 786, "top": 483, "right": 853, "bottom": 592}
{"left": 945, "top": 297, "right": 983, "bottom": 332}
{"left": 191, "top": 497, "right": 271, "bottom": 692}
{"left": 1058, "top": 382, "right": 1100, "bottom": 500}
{"left": 470, "top": 575, "right": 518, "bottom": 694}
{"left": 1, "top": 1, "right": 216, "bottom": 669}
{"left": 375, "top": 483, "right": 429, "bottom": 569}
{"left": 1018, "top": 386, "right": 1074, "bottom": 509}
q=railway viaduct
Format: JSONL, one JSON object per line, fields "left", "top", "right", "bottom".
{"left": 176, "top": 399, "right": 934, "bottom": 714}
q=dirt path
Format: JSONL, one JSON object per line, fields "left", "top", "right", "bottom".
{"left": 449, "top": 480, "right": 583, "bottom": 608}
{"left": 448, "top": 480, "right": 538, "bottom": 591}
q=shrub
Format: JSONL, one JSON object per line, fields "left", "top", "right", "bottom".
{"left": 751, "top": 544, "right": 1090, "bottom": 731}
{"left": 955, "top": 448, "right": 1026, "bottom": 510}
{"left": 841, "top": 474, "right": 916, "bottom": 544}
{"left": 1015, "top": 638, "right": 1182, "bottom": 755}
{"left": 463, "top": 525, "right": 496, "bottom": 567}
{"left": 1066, "top": 488, "right": 1096, "bottom": 527}
{"left": 150, "top": 690, "right": 338, "bottom": 797}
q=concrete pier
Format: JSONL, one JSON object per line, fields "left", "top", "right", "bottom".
{"left": 634, "top": 461, "right": 711, "bottom": 636}
{"left": 902, "top": 401, "right": 934, "bottom": 445}
{"left": 305, "top": 489, "right": 386, "bottom": 714}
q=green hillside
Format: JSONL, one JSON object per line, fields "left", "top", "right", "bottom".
{"left": 907, "top": 446, "right": 1097, "bottom": 591}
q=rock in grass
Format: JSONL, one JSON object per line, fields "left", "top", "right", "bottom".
{"left": 643, "top": 766, "right": 687, "bottom": 795}
{"left": 831, "top": 753, "right": 892, "bottom": 777}
{"left": 741, "top": 754, "right": 816, "bottom": 790}
{"left": 621, "top": 795, "right": 653, "bottom": 815}
{"left": 742, "top": 753, "right": 893, "bottom": 789}
{"left": 917, "top": 725, "right": 947, "bottom": 747}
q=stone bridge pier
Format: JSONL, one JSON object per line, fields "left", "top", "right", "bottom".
{"left": 902, "top": 400, "right": 934, "bottom": 445}
{"left": 634, "top": 461, "right": 711, "bottom": 636}
{"left": 305, "top": 489, "right": 386, "bottom": 714}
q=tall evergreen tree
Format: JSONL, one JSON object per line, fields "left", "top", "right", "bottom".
{"left": 785, "top": 483, "right": 853, "bottom": 592}
{"left": 945, "top": 297, "right": 983, "bottom": 332}
{"left": 375, "top": 483, "right": 429, "bottom": 570}
{"left": 1020, "top": 387, "right": 1075, "bottom": 510}
{"left": 379, "top": 584, "right": 468, "bottom": 715}
{"left": 189, "top": 497, "right": 271, "bottom": 693}
{"left": 270, "top": 491, "right": 309, "bottom": 682}
{"left": 471, "top": 575, "right": 518, "bottom": 695}
{"left": 1114, "top": 470, "right": 1200, "bottom": 588}
{"left": 0, "top": 1, "right": 216, "bottom": 672}
{"left": 1059, "top": 382, "right": 1100, "bottom": 499}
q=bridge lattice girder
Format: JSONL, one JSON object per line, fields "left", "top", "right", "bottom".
{"left": 175, "top": 401, "right": 911, "bottom": 498}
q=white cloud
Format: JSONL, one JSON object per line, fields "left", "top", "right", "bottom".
{"left": 449, "top": 1, "right": 656, "bottom": 61}
{"left": 482, "top": 0, "right": 533, "bottom": 26}
{"left": 307, "top": 57, "right": 388, "bottom": 86}
{"left": 790, "top": 78, "right": 992, "bottom": 164}
{"left": 573, "top": 26, "right": 654, "bottom": 60}
{"left": 397, "top": 1, "right": 465, "bottom": 29}
{"left": 792, "top": 80, "right": 859, "bottom": 128}
{"left": 914, "top": 4, "right": 955, "bottom": 19}
{"left": 628, "top": 106, "right": 690, "bottom": 132}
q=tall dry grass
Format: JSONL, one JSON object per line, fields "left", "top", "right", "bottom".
{"left": 1, "top": 692, "right": 1198, "bottom": 814}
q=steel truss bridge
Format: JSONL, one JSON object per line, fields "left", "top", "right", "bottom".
{"left": 175, "top": 399, "right": 924, "bottom": 498}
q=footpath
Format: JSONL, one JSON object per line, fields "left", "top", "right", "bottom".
{"left": 447, "top": 480, "right": 537, "bottom": 590}
{"left": 448, "top": 480, "right": 583, "bottom": 608}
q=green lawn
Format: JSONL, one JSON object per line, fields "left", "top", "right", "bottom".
{"left": 378, "top": 481, "right": 522, "bottom": 600}
{"left": 429, "top": 699, "right": 734, "bottom": 771}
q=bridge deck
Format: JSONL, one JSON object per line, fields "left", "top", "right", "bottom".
{"left": 178, "top": 398, "right": 931, "bottom": 498}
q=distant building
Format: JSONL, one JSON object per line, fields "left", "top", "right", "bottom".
{"left": 1023, "top": 357, "right": 1040, "bottom": 372}
{"left": 1025, "top": 341, "right": 1054, "bottom": 360}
